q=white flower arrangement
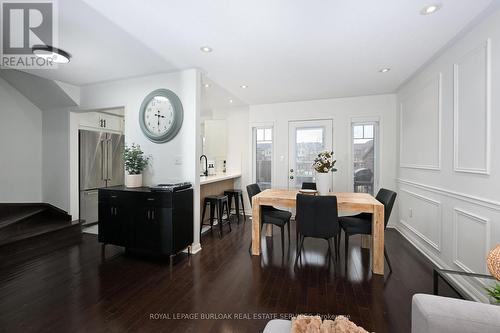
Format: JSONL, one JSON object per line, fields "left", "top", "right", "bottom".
{"left": 313, "top": 150, "right": 338, "bottom": 173}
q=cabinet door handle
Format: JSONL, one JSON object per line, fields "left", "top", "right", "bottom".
{"left": 147, "top": 210, "right": 150, "bottom": 220}
{"left": 114, "top": 207, "right": 117, "bottom": 215}
{"left": 110, "top": 207, "right": 113, "bottom": 215}
{"left": 151, "top": 209, "right": 155, "bottom": 219}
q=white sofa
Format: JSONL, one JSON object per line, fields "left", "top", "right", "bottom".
{"left": 412, "top": 294, "right": 500, "bottom": 333}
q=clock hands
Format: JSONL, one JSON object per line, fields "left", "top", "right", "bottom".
{"left": 154, "top": 110, "right": 167, "bottom": 133}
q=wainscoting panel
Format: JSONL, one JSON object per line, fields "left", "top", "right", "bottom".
{"left": 400, "top": 74, "right": 441, "bottom": 170}
{"left": 399, "top": 189, "right": 442, "bottom": 252}
{"left": 453, "top": 39, "right": 491, "bottom": 174}
{"left": 397, "top": 179, "right": 500, "bottom": 301}
{"left": 453, "top": 208, "right": 490, "bottom": 274}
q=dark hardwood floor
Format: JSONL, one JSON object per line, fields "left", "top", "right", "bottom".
{"left": 0, "top": 216, "right": 459, "bottom": 333}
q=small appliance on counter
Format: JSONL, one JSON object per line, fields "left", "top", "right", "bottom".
{"left": 150, "top": 182, "right": 192, "bottom": 192}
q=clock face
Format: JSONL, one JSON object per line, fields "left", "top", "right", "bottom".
{"left": 143, "top": 96, "right": 174, "bottom": 136}
{"left": 139, "top": 89, "right": 184, "bottom": 143}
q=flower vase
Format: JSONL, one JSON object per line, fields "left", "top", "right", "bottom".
{"left": 316, "top": 172, "right": 331, "bottom": 195}
{"left": 126, "top": 174, "right": 143, "bottom": 188}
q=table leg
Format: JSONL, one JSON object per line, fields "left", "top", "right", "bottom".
{"left": 361, "top": 235, "right": 371, "bottom": 249}
{"left": 265, "top": 224, "right": 273, "bottom": 237}
{"left": 372, "top": 204, "right": 385, "bottom": 275}
{"left": 433, "top": 269, "right": 439, "bottom": 295}
{"left": 251, "top": 201, "right": 261, "bottom": 255}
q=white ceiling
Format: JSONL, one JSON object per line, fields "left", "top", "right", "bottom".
{"left": 22, "top": 0, "right": 175, "bottom": 86}
{"left": 24, "top": 0, "right": 499, "bottom": 105}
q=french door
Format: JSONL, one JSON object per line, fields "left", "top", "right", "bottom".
{"left": 288, "top": 120, "right": 333, "bottom": 189}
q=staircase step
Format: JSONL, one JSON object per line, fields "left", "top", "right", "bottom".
{"left": 0, "top": 214, "right": 78, "bottom": 247}
{"left": 0, "top": 220, "right": 82, "bottom": 269}
{"left": 0, "top": 207, "right": 46, "bottom": 229}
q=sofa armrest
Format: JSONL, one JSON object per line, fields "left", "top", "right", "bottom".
{"left": 263, "top": 319, "right": 292, "bottom": 333}
{"left": 412, "top": 293, "right": 500, "bottom": 333}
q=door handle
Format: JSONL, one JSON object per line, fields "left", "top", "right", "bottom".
{"left": 107, "top": 139, "right": 112, "bottom": 181}
{"left": 100, "top": 140, "right": 106, "bottom": 180}
{"left": 151, "top": 209, "right": 155, "bottom": 220}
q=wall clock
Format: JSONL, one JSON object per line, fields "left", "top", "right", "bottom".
{"left": 139, "top": 89, "right": 183, "bottom": 143}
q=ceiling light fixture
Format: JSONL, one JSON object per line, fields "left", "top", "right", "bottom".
{"left": 204, "top": 83, "right": 210, "bottom": 88}
{"left": 229, "top": 99, "right": 233, "bottom": 103}
{"left": 240, "top": 85, "right": 248, "bottom": 89}
{"left": 379, "top": 68, "right": 391, "bottom": 73}
{"left": 200, "top": 46, "right": 213, "bottom": 53}
{"left": 32, "top": 45, "right": 71, "bottom": 63}
{"left": 420, "top": 4, "right": 441, "bottom": 15}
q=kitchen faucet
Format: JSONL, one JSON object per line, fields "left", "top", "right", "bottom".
{"left": 200, "top": 155, "right": 208, "bottom": 176}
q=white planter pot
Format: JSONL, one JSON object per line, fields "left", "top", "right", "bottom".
{"left": 316, "top": 172, "right": 331, "bottom": 195}
{"left": 126, "top": 174, "right": 143, "bottom": 188}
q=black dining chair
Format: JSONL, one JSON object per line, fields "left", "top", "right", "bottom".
{"left": 294, "top": 194, "right": 340, "bottom": 267}
{"left": 301, "top": 182, "right": 317, "bottom": 190}
{"left": 339, "top": 188, "right": 397, "bottom": 272}
{"left": 247, "top": 184, "right": 292, "bottom": 256}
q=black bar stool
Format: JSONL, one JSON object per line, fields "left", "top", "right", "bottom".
{"left": 201, "top": 195, "right": 231, "bottom": 238}
{"left": 224, "top": 189, "right": 246, "bottom": 224}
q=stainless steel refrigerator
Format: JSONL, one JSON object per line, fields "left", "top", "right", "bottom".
{"left": 79, "top": 130, "right": 124, "bottom": 225}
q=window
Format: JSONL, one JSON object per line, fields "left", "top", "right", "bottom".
{"left": 254, "top": 127, "right": 273, "bottom": 190}
{"left": 352, "top": 122, "right": 378, "bottom": 195}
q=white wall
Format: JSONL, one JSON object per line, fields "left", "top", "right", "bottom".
{"left": 396, "top": 8, "right": 500, "bottom": 301}
{"left": 0, "top": 77, "right": 43, "bottom": 202}
{"left": 245, "top": 94, "right": 398, "bottom": 221}
{"left": 76, "top": 69, "right": 202, "bottom": 251}
{"left": 42, "top": 108, "right": 70, "bottom": 213}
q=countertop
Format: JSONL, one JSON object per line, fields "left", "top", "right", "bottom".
{"left": 200, "top": 172, "right": 241, "bottom": 185}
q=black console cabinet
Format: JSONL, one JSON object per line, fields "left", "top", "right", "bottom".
{"left": 98, "top": 186, "right": 193, "bottom": 256}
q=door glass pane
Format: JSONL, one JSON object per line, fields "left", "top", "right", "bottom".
{"left": 294, "top": 127, "right": 324, "bottom": 188}
{"left": 353, "top": 125, "right": 364, "bottom": 139}
{"left": 255, "top": 127, "right": 272, "bottom": 190}
{"left": 353, "top": 123, "right": 376, "bottom": 195}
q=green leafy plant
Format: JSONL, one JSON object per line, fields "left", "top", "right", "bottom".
{"left": 313, "top": 150, "right": 338, "bottom": 173}
{"left": 124, "top": 144, "right": 149, "bottom": 175}
{"left": 485, "top": 283, "right": 500, "bottom": 303}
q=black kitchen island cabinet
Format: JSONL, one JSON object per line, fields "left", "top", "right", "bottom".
{"left": 98, "top": 186, "right": 193, "bottom": 257}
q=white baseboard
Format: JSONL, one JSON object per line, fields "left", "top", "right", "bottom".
{"left": 183, "top": 242, "right": 202, "bottom": 254}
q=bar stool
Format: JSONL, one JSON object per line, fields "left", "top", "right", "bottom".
{"left": 224, "top": 189, "right": 246, "bottom": 224}
{"left": 201, "top": 194, "right": 231, "bottom": 238}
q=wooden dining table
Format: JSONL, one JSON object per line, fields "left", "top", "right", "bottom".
{"left": 251, "top": 189, "right": 386, "bottom": 275}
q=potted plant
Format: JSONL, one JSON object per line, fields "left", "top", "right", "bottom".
{"left": 124, "top": 144, "right": 149, "bottom": 188}
{"left": 313, "top": 150, "right": 338, "bottom": 195}
{"left": 485, "top": 283, "right": 500, "bottom": 305}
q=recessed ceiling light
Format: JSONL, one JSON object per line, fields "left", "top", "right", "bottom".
{"left": 32, "top": 45, "right": 71, "bottom": 63}
{"left": 200, "top": 46, "right": 213, "bottom": 53}
{"left": 240, "top": 85, "right": 248, "bottom": 89}
{"left": 379, "top": 68, "right": 391, "bottom": 73}
{"left": 204, "top": 83, "right": 210, "bottom": 88}
{"left": 420, "top": 4, "right": 441, "bottom": 15}
{"left": 229, "top": 99, "right": 233, "bottom": 103}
